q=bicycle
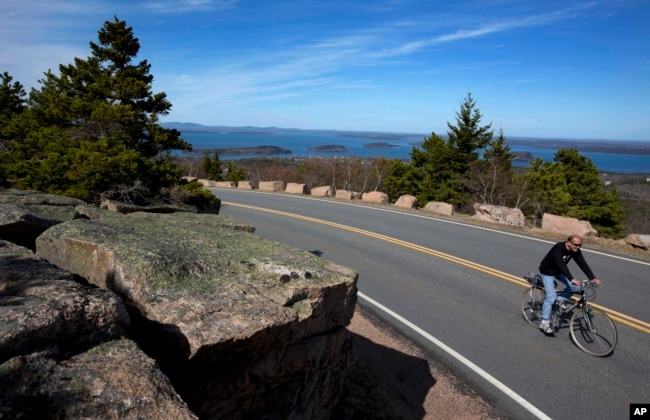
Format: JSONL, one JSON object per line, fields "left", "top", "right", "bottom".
{"left": 520, "top": 273, "right": 618, "bottom": 357}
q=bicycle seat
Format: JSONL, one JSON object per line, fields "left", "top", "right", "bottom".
{"left": 523, "top": 273, "right": 540, "bottom": 285}
{"left": 523, "top": 273, "right": 557, "bottom": 288}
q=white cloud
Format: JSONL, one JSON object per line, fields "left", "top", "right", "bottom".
{"left": 141, "top": 0, "right": 239, "bottom": 14}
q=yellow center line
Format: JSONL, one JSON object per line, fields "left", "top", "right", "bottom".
{"left": 225, "top": 201, "right": 650, "bottom": 334}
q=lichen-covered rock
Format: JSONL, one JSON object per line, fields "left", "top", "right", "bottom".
{"left": 100, "top": 198, "right": 197, "bottom": 214}
{"left": 473, "top": 203, "right": 526, "bottom": 228}
{"left": 361, "top": 191, "right": 389, "bottom": 204}
{"left": 0, "top": 190, "right": 84, "bottom": 250}
{"left": 0, "top": 240, "right": 130, "bottom": 363}
{"left": 258, "top": 181, "right": 285, "bottom": 191}
{"left": 394, "top": 194, "right": 418, "bottom": 209}
{"left": 623, "top": 234, "right": 650, "bottom": 250}
{"left": 0, "top": 339, "right": 196, "bottom": 419}
{"left": 286, "top": 182, "right": 308, "bottom": 194}
{"left": 237, "top": 180, "right": 254, "bottom": 189}
{"left": 214, "top": 181, "right": 237, "bottom": 188}
{"left": 335, "top": 189, "right": 354, "bottom": 200}
{"left": 191, "top": 327, "right": 353, "bottom": 419}
{"left": 35, "top": 209, "right": 358, "bottom": 418}
{"left": 423, "top": 201, "right": 454, "bottom": 216}
{"left": 541, "top": 213, "right": 598, "bottom": 237}
{"left": 311, "top": 185, "right": 334, "bottom": 197}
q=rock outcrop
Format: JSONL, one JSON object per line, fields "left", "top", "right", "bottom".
{"left": 214, "top": 181, "right": 237, "bottom": 188}
{"left": 311, "top": 186, "right": 334, "bottom": 197}
{"left": 472, "top": 203, "right": 526, "bottom": 228}
{"left": 623, "top": 234, "right": 650, "bottom": 249}
{"left": 394, "top": 194, "right": 418, "bottom": 209}
{"left": 0, "top": 190, "right": 358, "bottom": 419}
{"left": 237, "top": 180, "right": 254, "bottom": 189}
{"left": 259, "top": 181, "right": 285, "bottom": 192}
{"left": 335, "top": 189, "right": 355, "bottom": 200}
{"left": 361, "top": 191, "right": 389, "bottom": 204}
{"left": 286, "top": 183, "right": 309, "bottom": 194}
{"left": 0, "top": 190, "right": 85, "bottom": 251}
{"left": 423, "top": 201, "right": 454, "bottom": 216}
{"left": 100, "top": 198, "right": 199, "bottom": 215}
{"left": 541, "top": 213, "right": 598, "bottom": 237}
{"left": 0, "top": 337, "right": 197, "bottom": 419}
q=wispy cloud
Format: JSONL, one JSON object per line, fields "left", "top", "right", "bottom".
{"left": 165, "top": 4, "right": 599, "bottom": 107}
{"left": 141, "top": 0, "right": 239, "bottom": 14}
{"left": 389, "top": 4, "right": 597, "bottom": 56}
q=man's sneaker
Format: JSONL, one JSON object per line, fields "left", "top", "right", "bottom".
{"left": 540, "top": 319, "right": 553, "bottom": 334}
{"left": 557, "top": 301, "right": 568, "bottom": 313}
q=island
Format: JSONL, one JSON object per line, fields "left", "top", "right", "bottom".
{"left": 513, "top": 151, "right": 534, "bottom": 161}
{"left": 363, "top": 142, "right": 399, "bottom": 149}
{"left": 307, "top": 145, "right": 347, "bottom": 152}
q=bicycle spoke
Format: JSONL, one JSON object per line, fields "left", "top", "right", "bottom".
{"left": 570, "top": 307, "right": 617, "bottom": 357}
{"left": 521, "top": 288, "right": 545, "bottom": 328}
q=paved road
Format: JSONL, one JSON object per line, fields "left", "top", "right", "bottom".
{"left": 210, "top": 188, "right": 650, "bottom": 419}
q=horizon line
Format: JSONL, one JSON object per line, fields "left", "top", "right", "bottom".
{"left": 161, "top": 121, "right": 650, "bottom": 144}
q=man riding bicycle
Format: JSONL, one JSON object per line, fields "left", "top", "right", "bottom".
{"left": 538, "top": 234, "right": 602, "bottom": 334}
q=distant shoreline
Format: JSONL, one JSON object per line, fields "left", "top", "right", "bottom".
{"left": 505, "top": 139, "right": 650, "bottom": 155}
{"left": 187, "top": 145, "right": 291, "bottom": 156}
{"left": 169, "top": 123, "right": 650, "bottom": 173}
{"left": 164, "top": 122, "right": 650, "bottom": 156}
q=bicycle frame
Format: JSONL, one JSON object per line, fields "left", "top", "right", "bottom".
{"left": 524, "top": 273, "right": 592, "bottom": 320}
{"left": 521, "top": 273, "right": 617, "bottom": 356}
{"left": 549, "top": 288, "right": 587, "bottom": 330}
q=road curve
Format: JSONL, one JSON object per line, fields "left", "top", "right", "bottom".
{"left": 210, "top": 188, "right": 650, "bottom": 419}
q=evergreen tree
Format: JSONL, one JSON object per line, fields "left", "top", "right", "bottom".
{"left": 526, "top": 149, "right": 626, "bottom": 238}
{"left": 446, "top": 92, "right": 493, "bottom": 173}
{"left": 201, "top": 152, "right": 223, "bottom": 181}
{"left": 0, "top": 72, "right": 27, "bottom": 140}
{"left": 410, "top": 132, "right": 459, "bottom": 204}
{"left": 469, "top": 127, "right": 515, "bottom": 206}
{"left": 0, "top": 72, "right": 27, "bottom": 184}
{"left": 382, "top": 159, "right": 420, "bottom": 201}
{"left": 4, "top": 17, "right": 191, "bottom": 202}
{"left": 384, "top": 92, "right": 494, "bottom": 207}
{"left": 225, "top": 162, "right": 247, "bottom": 183}
{"left": 482, "top": 127, "right": 514, "bottom": 174}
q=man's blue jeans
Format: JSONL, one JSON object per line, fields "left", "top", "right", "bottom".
{"left": 540, "top": 273, "right": 582, "bottom": 321}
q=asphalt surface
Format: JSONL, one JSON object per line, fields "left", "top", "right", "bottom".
{"left": 210, "top": 188, "right": 650, "bottom": 420}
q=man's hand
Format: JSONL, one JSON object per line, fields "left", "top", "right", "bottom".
{"left": 591, "top": 278, "right": 602, "bottom": 286}
{"left": 571, "top": 279, "right": 581, "bottom": 286}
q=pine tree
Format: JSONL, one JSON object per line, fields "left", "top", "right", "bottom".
{"left": 0, "top": 72, "right": 26, "bottom": 140}
{"left": 469, "top": 127, "right": 515, "bottom": 206}
{"left": 202, "top": 152, "right": 223, "bottom": 181}
{"left": 384, "top": 92, "right": 494, "bottom": 207}
{"left": 526, "top": 149, "right": 626, "bottom": 237}
{"left": 225, "top": 162, "right": 248, "bottom": 183}
{"left": 446, "top": 92, "right": 494, "bottom": 173}
{"left": 0, "top": 72, "right": 27, "bottom": 184}
{"left": 5, "top": 17, "right": 191, "bottom": 202}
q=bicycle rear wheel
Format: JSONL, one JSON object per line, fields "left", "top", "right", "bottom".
{"left": 570, "top": 307, "right": 617, "bottom": 357}
{"left": 521, "top": 287, "right": 545, "bottom": 327}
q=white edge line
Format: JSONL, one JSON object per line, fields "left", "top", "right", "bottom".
{"left": 358, "top": 291, "right": 552, "bottom": 420}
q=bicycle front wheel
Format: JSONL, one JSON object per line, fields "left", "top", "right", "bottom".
{"left": 521, "top": 288, "right": 545, "bottom": 328}
{"left": 569, "top": 307, "right": 617, "bottom": 357}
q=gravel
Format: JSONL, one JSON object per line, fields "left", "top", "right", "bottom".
{"left": 337, "top": 306, "right": 511, "bottom": 419}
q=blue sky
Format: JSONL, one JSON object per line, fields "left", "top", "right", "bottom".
{"left": 2, "top": 1, "right": 649, "bottom": 141}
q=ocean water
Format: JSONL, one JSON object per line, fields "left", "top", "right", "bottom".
{"left": 179, "top": 131, "right": 650, "bottom": 174}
